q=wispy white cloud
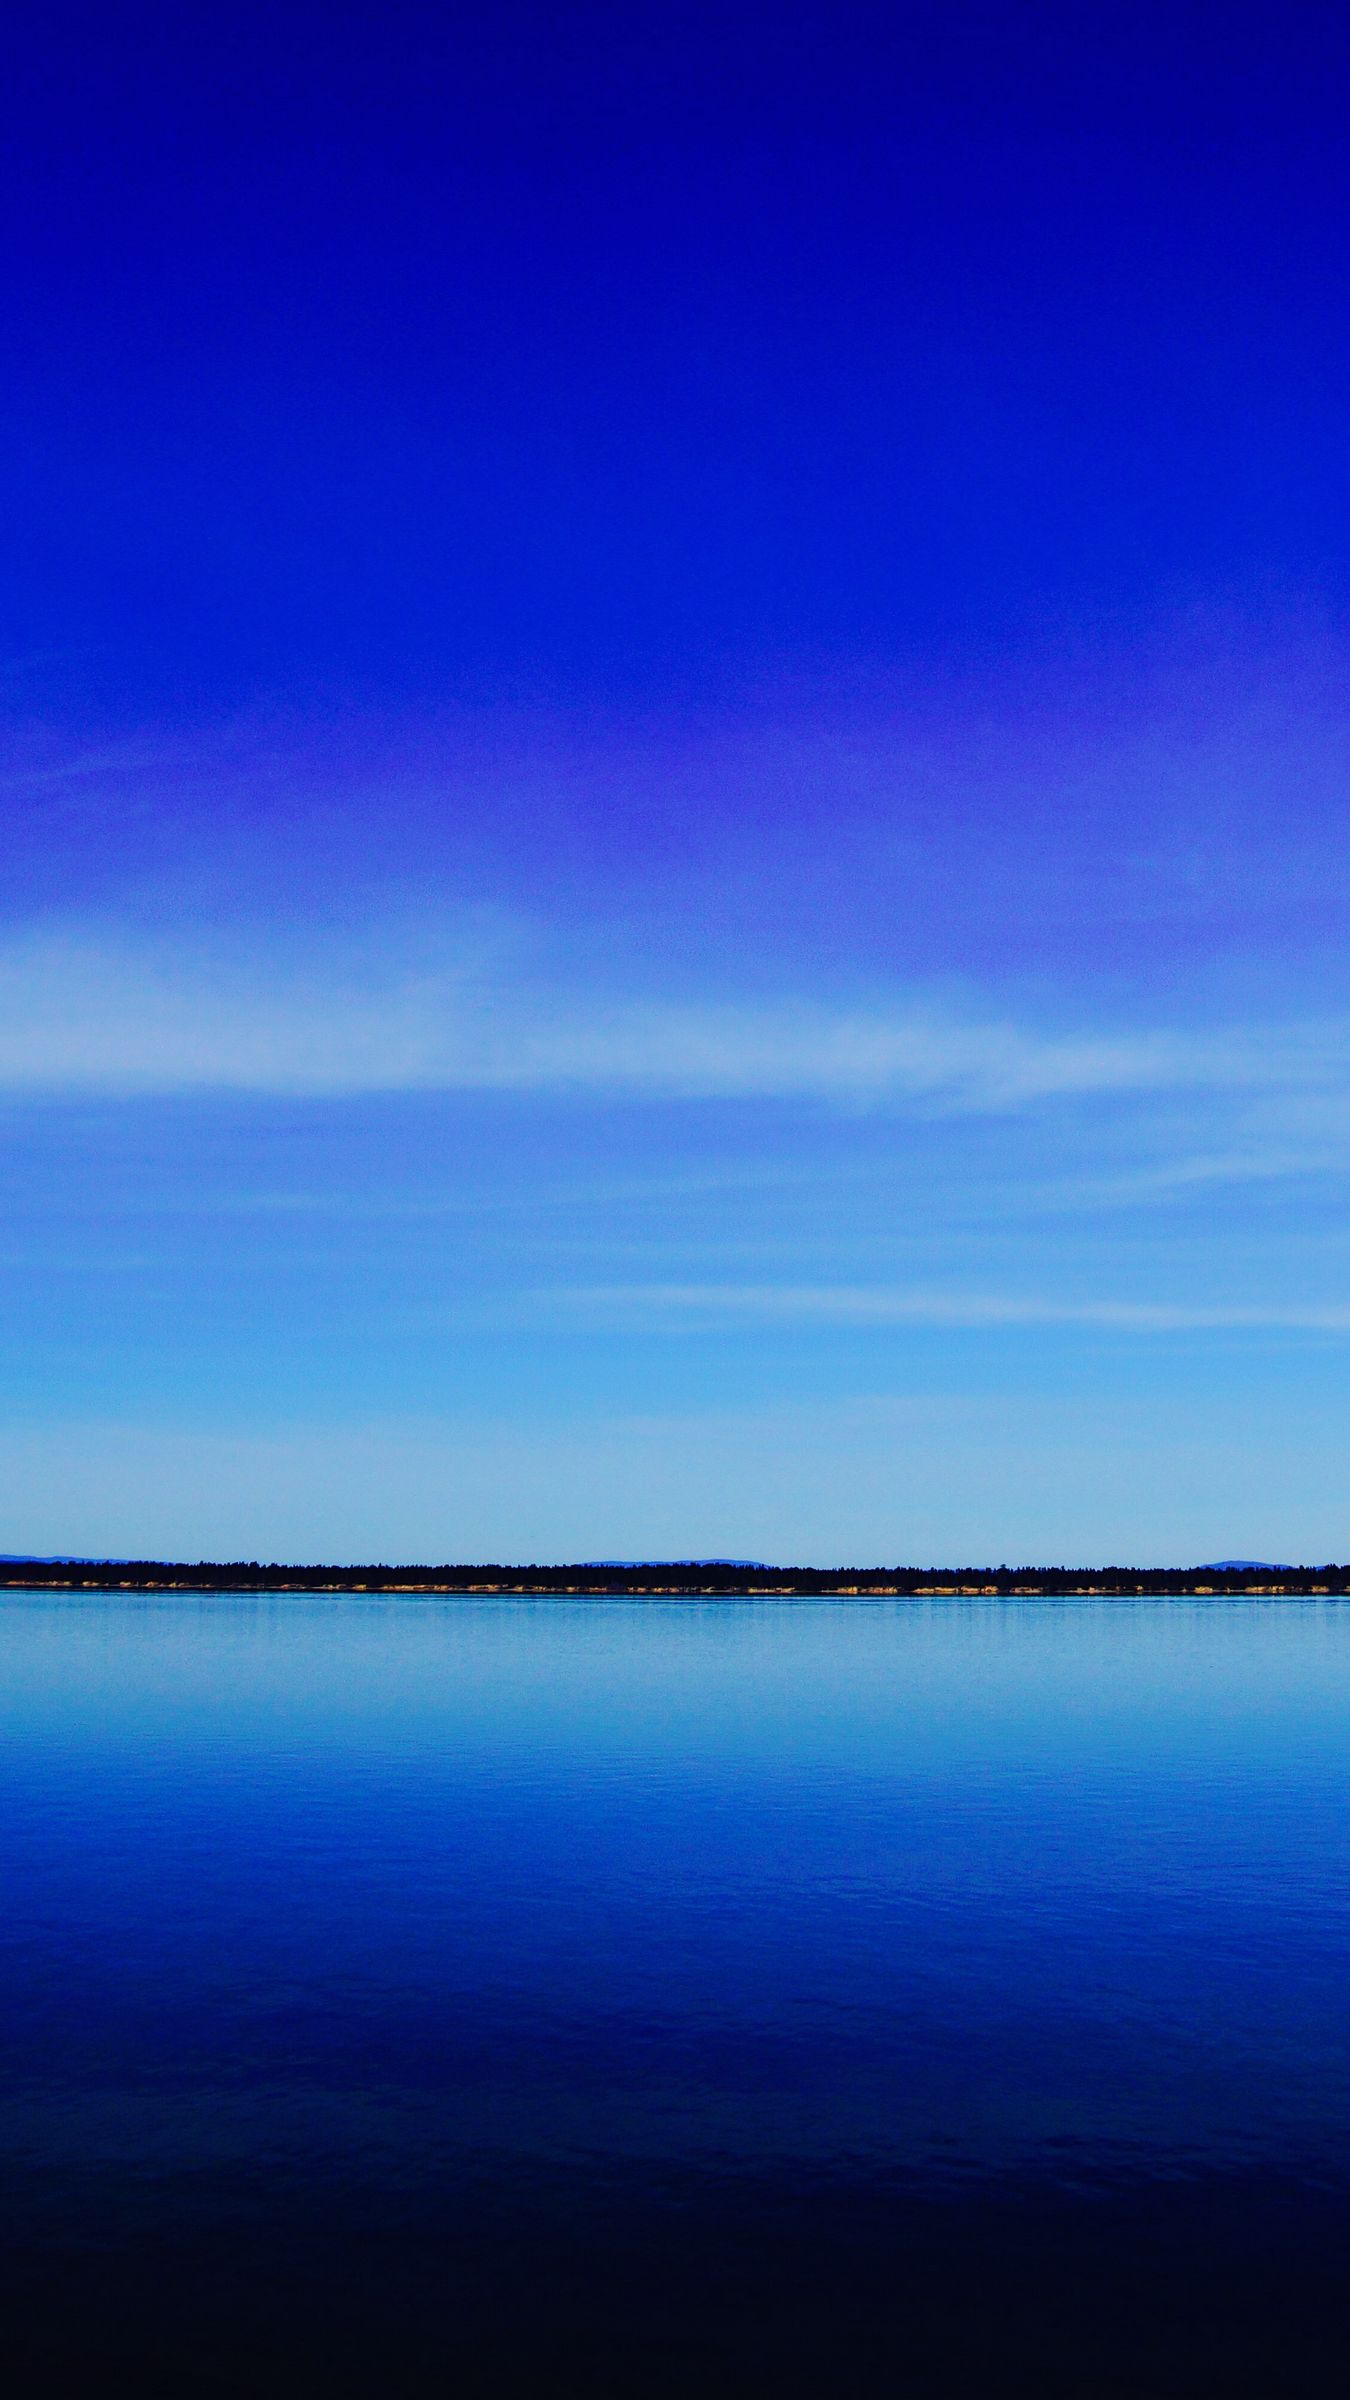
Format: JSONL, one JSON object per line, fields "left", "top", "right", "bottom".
{"left": 1, "top": 917, "right": 1348, "bottom": 1114}
{"left": 1022, "top": 1144, "right": 1350, "bottom": 1212}
{"left": 565, "top": 1283, "right": 1350, "bottom": 1334}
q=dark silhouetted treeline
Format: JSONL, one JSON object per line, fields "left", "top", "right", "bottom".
{"left": 2, "top": 1560, "right": 1348, "bottom": 1595}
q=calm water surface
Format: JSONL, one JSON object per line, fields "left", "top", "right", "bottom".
{"left": 3, "top": 1594, "right": 1350, "bottom": 2393}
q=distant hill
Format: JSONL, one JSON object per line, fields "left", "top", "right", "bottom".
{"left": 1197, "top": 1560, "right": 1294, "bottom": 1572}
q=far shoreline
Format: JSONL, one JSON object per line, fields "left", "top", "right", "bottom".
{"left": 1, "top": 1561, "right": 1346, "bottom": 1599}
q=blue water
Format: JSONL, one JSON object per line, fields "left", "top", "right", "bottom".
{"left": 3, "top": 1594, "right": 1350, "bottom": 2394}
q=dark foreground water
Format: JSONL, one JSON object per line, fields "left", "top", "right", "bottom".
{"left": 3, "top": 1595, "right": 1350, "bottom": 2396}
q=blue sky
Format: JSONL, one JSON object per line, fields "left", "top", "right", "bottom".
{"left": 5, "top": 0, "right": 1350, "bottom": 1560}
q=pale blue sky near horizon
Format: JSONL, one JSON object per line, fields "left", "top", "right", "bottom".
{"left": 5, "top": 2, "right": 1350, "bottom": 1561}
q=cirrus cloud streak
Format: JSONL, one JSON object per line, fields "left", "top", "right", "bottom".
{"left": 2, "top": 919, "right": 1348, "bottom": 1114}
{"left": 564, "top": 1284, "right": 1350, "bottom": 1334}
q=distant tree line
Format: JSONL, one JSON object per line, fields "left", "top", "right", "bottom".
{"left": 2, "top": 1561, "right": 1348, "bottom": 1595}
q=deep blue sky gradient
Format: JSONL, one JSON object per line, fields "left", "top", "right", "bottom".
{"left": 5, "top": 1, "right": 1350, "bottom": 1557}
